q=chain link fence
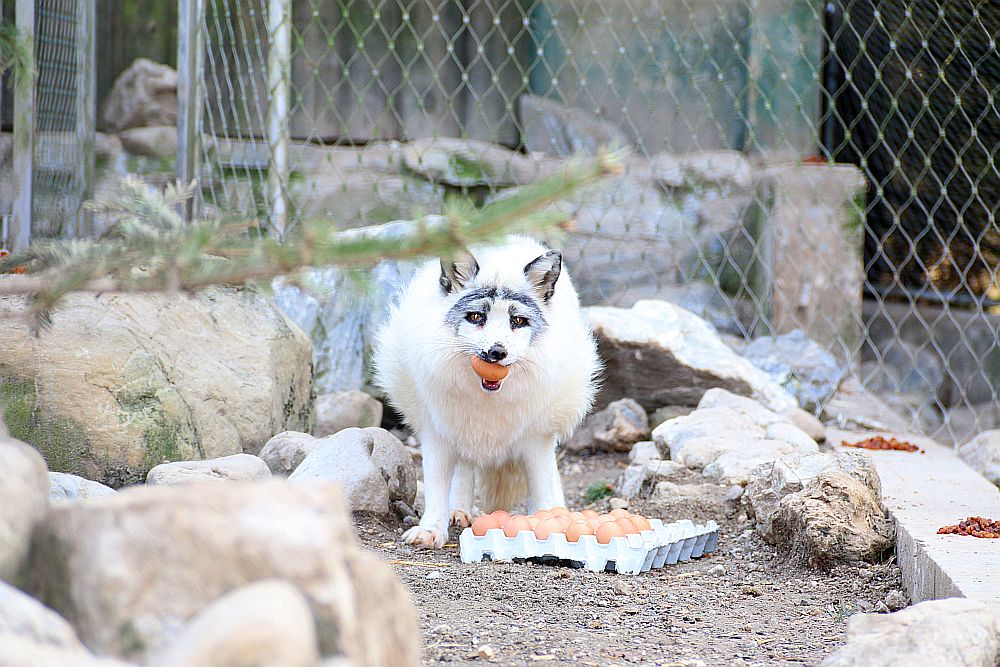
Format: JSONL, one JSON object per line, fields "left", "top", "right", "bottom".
{"left": 4, "top": 1, "right": 998, "bottom": 445}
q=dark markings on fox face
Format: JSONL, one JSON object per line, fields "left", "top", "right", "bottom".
{"left": 444, "top": 285, "right": 548, "bottom": 338}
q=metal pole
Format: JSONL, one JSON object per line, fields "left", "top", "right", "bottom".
{"left": 10, "top": 0, "right": 35, "bottom": 252}
{"left": 76, "top": 0, "right": 96, "bottom": 238}
{"left": 176, "top": 0, "right": 204, "bottom": 219}
{"left": 267, "top": 0, "right": 291, "bottom": 239}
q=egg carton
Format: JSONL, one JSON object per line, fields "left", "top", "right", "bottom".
{"left": 459, "top": 519, "right": 719, "bottom": 575}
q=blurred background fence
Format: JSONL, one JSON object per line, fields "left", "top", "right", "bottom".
{"left": 1, "top": 0, "right": 998, "bottom": 445}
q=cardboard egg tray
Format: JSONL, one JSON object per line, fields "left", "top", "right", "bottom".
{"left": 460, "top": 519, "right": 719, "bottom": 575}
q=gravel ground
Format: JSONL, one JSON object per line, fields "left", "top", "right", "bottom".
{"left": 357, "top": 451, "right": 906, "bottom": 667}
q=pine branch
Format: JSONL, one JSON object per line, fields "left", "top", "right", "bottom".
{"left": 0, "top": 21, "right": 34, "bottom": 93}
{"left": 0, "top": 152, "right": 624, "bottom": 331}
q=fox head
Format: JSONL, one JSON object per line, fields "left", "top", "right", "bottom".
{"left": 439, "top": 248, "right": 562, "bottom": 393}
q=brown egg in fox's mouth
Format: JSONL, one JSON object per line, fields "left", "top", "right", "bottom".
{"left": 471, "top": 356, "right": 508, "bottom": 392}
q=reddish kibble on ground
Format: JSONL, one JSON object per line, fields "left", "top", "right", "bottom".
{"left": 842, "top": 436, "right": 923, "bottom": 453}
{"left": 937, "top": 516, "right": 1000, "bottom": 538}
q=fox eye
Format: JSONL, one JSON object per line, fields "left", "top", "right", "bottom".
{"left": 510, "top": 315, "right": 528, "bottom": 328}
{"left": 465, "top": 312, "right": 485, "bottom": 324}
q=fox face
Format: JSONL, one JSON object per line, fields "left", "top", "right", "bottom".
{"left": 440, "top": 249, "right": 562, "bottom": 393}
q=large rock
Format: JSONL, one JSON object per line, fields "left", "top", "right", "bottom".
{"left": 563, "top": 398, "right": 650, "bottom": 452}
{"left": 0, "top": 580, "right": 83, "bottom": 650}
{"left": 744, "top": 451, "right": 880, "bottom": 541}
{"left": 519, "top": 95, "right": 630, "bottom": 157}
{"left": 769, "top": 470, "right": 894, "bottom": 569}
{"left": 48, "top": 473, "right": 116, "bottom": 502}
{"left": 258, "top": 431, "right": 320, "bottom": 476}
{"left": 101, "top": 58, "right": 177, "bottom": 132}
{"left": 119, "top": 126, "right": 177, "bottom": 159}
{"left": 289, "top": 428, "right": 417, "bottom": 515}
{"left": 617, "top": 458, "right": 688, "bottom": 499}
{"left": 0, "top": 437, "right": 48, "bottom": 582}
{"left": 822, "top": 598, "right": 1000, "bottom": 667}
{"left": 313, "top": 391, "right": 384, "bottom": 438}
{"left": 145, "top": 454, "right": 272, "bottom": 486}
{"left": 586, "top": 300, "right": 797, "bottom": 413}
{"left": 652, "top": 390, "right": 819, "bottom": 484}
{"left": 741, "top": 330, "right": 844, "bottom": 411}
{"left": 148, "top": 580, "right": 321, "bottom": 667}
{"left": 650, "top": 150, "right": 752, "bottom": 190}
{"left": 273, "top": 261, "right": 415, "bottom": 395}
{"left": 402, "top": 137, "right": 545, "bottom": 187}
{"left": 958, "top": 431, "right": 1000, "bottom": 486}
{"left": 29, "top": 481, "right": 419, "bottom": 666}
{"left": 0, "top": 289, "right": 313, "bottom": 486}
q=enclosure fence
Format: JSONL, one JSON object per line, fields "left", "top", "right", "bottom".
{"left": 4, "top": 0, "right": 999, "bottom": 446}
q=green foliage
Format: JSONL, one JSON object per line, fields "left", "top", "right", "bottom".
{"left": 0, "top": 153, "right": 624, "bottom": 332}
{"left": 0, "top": 20, "right": 33, "bottom": 92}
{"left": 583, "top": 480, "right": 615, "bottom": 504}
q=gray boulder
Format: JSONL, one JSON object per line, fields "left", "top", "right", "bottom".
{"left": 0, "top": 437, "right": 48, "bottom": 583}
{"left": 289, "top": 428, "right": 417, "bottom": 515}
{"left": 313, "top": 391, "right": 384, "bottom": 438}
{"left": 148, "top": 580, "right": 321, "bottom": 667}
{"left": 741, "top": 330, "right": 844, "bottom": 411}
{"left": 650, "top": 150, "right": 752, "bottom": 190}
{"left": 617, "top": 458, "right": 688, "bottom": 499}
{"left": 258, "top": 431, "right": 321, "bottom": 476}
{"left": 0, "top": 580, "right": 83, "bottom": 650}
{"left": 586, "top": 300, "right": 797, "bottom": 413}
{"left": 145, "top": 454, "right": 272, "bottom": 486}
{"left": 744, "top": 451, "right": 880, "bottom": 541}
{"left": 119, "top": 126, "right": 177, "bottom": 159}
{"left": 101, "top": 58, "right": 177, "bottom": 132}
{"left": 702, "top": 439, "right": 818, "bottom": 485}
{"left": 769, "top": 470, "right": 894, "bottom": 569}
{"left": 822, "top": 598, "right": 1000, "bottom": 667}
{"left": 29, "top": 481, "right": 419, "bottom": 666}
{"left": 958, "top": 430, "right": 1000, "bottom": 486}
{"left": 628, "top": 441, "right": 661, "bottom": 466}
{"left": 564, "top": 398, "right": 650, "bottom": 452}
{"left": 49, "top": 473, "right": 116, "bottom": 502}
{"left": 402, "top": 137, "right": 545, "bottom": 187}
{"left": 519, "top": 95, "right": 629, "bottom": 157}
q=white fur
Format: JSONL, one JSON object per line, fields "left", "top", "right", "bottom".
{"left": 374, "top": 236, "right": 600, "bottom": 548}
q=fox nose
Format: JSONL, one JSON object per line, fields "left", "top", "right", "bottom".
{"left": 486, "top": 343, "right": 507, "bottom": 362}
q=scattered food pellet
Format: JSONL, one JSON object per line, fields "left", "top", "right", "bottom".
{"left": 937, "top": 516, "right": 1000, "bottom": 538}
{"left": 842, "top": 436, "right": 923, "bottom": 453}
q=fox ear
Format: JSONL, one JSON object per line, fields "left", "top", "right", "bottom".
{"left": 524, "top": 250, "right": 562, "bottom": 302}
{"left": 439, "top": 251, "right": 480, "bottom": 294}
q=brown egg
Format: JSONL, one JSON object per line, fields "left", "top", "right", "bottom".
{"left": 581, "top": 509, "right": 599, "bottom": 519}
{"left": 566, "top": 521, "right": 595, "bottom": 542}
{"left": 549, "top": 506, "right": 570, "bottom": 516}
{"left": 615, "top": 517, "right": 639, "bottom": 534}
{"left": 471, "top": 514, "right": 501, "bottom": 536}
{"left": 596, "top": 514, "right": 617, "bottom": 524}
{"left": 555, "top": 515, "right": 572, "bottom": 530}
{"left": 490, "top": 510, "right": 511, "bottom": 527}
{"left": 534, "top": 517, "right": 566, "bottom": 540}
{"left": 595, "top": 521, "right": 626, "bottom": 544}
{"left": 534, "top": 510, "right": 554, "bottom": 521}
{"left": 609, "top": 508, "right": 630, "bottom": 518}
{"left": 568, "top": 512, "right": 586, "bottom": 522}
{"left": 471, "top": 356, "right": 510, "bottom": 382}
{"left": 503, "top": 515, "right": 532, "bottom": 537}
{"left": 587, "top": 517, "right": 602, "bottom": 531}
{"left": 630, "top": 515, "right": 652, "bottom": 532}
{"left": 527, "top": 516, "right": 540, "bottom": 529}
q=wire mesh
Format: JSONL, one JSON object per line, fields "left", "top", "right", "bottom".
{"left": 9, "top": 0, "right": 973, "bottom": 446}
{"left": 31, "top": 0, "right": 87, "bottom": 239}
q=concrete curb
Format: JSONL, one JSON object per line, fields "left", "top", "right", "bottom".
{"left": 828, "top": 428, "right": 1000, "bottom": 605}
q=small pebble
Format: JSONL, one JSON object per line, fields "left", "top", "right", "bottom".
{"left": 614, "top": 580, "right": 635, "bottom": 596}
{"left": 477, "top": 645, "right": 497, "bottom": 660}
{"left": 707, "top": 564, "right": 726, "bottom": 576}
{"left": 609, "top": 497, "right": 629, "bottom": 511}
{"left": 884, "top": 589, "right": 907, "bottom": 611}
{"left": 426, "top": 571, "right": 441, "bottom": 580}
{"left": 874, "top": 601, "right": 890, "bottom": 613}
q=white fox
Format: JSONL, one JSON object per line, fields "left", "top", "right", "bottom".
{"left": 374, "top": 236, "right": 600, "bottom": 548}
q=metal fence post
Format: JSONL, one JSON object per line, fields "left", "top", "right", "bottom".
{"left": 10, "top": 0, "right": 34, "bottom": 252}
{"left": 177, "top": 0, "right": 204, "bottom": 220}
{"left": 75, "top": 0, "right": 96, "bottom": 237}
{"left": 267, "top": 0, "right": 291, "bottom": 239}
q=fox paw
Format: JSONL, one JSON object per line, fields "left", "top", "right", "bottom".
{"left": 450, "top": 509, "right": 473, "bottom": 528}
{"left": 401, "top": 526, "right": 446, "bottom": 549}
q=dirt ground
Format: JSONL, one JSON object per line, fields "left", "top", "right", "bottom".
{"left": 356, "top": 451, "right": 905, "bottom": 667}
